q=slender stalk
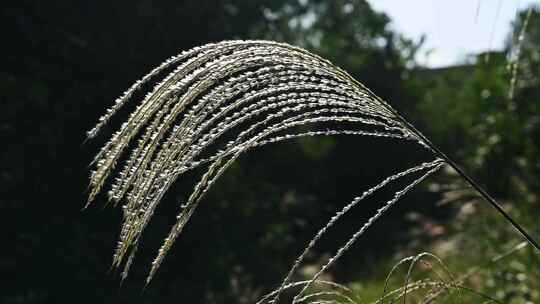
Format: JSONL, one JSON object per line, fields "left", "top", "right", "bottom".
{"left": 433, "top": 147, "right": 540, "bottom": 252}
{"left": 401, "top": 117, "right": 540, "bottom": 252}
{"left": 343, "top": 60, "right": 539, "bottom": 251}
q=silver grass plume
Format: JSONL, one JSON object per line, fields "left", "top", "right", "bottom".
{"left": 85, "top": 40, "right": 540, "bottom": 295}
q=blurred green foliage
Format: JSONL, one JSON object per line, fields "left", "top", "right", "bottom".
{"left": 2, "top": 0, "right": 539, "bottom": 303}
{"left": 405, "top": 8, "right": 540, "bottom": 303}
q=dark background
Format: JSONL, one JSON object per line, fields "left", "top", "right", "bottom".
{"left": 3, "top": 1, "right": 540, "bottom": 303}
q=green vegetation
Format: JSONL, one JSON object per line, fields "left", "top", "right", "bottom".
{"left": 3, "top": 1, "right": 539, "bottom": 303}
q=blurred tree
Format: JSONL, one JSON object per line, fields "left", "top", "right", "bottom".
{"left": 415, "top": 6, "right": 540, "bottom": 197}
{"left": 255, "top": 0, "right": 422, "bottom": 111}
{"left": 1, "top": 0, "right": 438, "bottom": 303}
{"left": 507, "top": 7, "right": 540, "bottom": 191}
{"left": 411, "top": 7, "right": 540, "bottom": 301}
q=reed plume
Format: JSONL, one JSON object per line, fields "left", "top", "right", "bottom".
{"left": 85, "top": 40, "right": 539, "bottom": 301}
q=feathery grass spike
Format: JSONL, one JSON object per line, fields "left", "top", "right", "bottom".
{"left": 86, "top": 40, "right": 540, "bottom": 287}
